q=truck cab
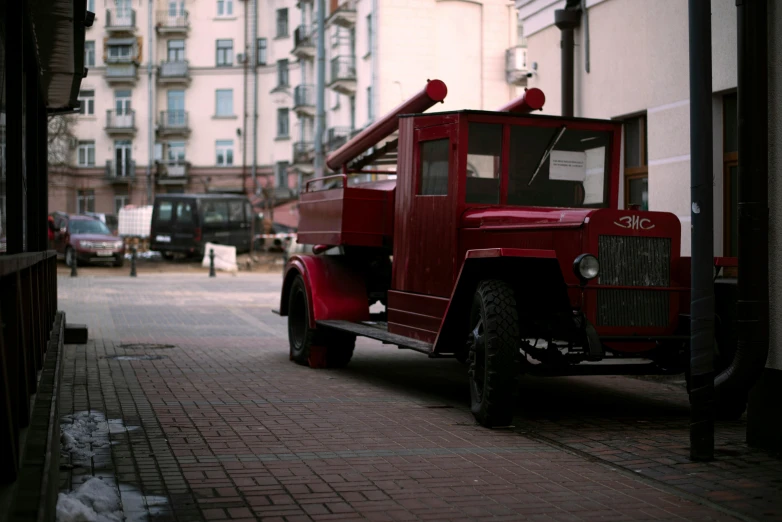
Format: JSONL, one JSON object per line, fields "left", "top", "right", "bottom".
{"left": 278, "top": 81, "right": 742, "bottom": 428}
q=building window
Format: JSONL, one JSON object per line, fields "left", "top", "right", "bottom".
{"left": 257, "top": 38, "right": 267, "bottom": 65}
{"left": 277, "top": 59, "right": 289, "bottom": 87}
{"left": 275, "top": 161, "right": 289, "bottom": 187}
{"left": 367, "top": 86, "right": 373, "bottom": 122}
{"left": 77, "top": 190, "right": 96, "bottom": 213}
{"left": 276, "top": 8, "right": 289, "bottom": 37}
{"left": 167, "top": 141, "right": 186, "bottom": 162}
{"left": 107, "top": 44, "right": 133, "bottom": 62}
{"left": 114, "top": 195, "right": 130, "bottom": 214}
{"left": 366, "top": 13, "right": 372, "bottom": 55}
{"left": 217, "top": 0, "right": 233, "bottom": 17}
{"left": 168, "top": 39, "right": 185, "bottom": 62}
{"left": 622, "top": 114, "right": 648, "bottom": 210}
{"left": 78, "top": 90, "right": 95, "bottom": 115}
{"left": 216, "top": 39, "right": 233, "bottom": 67}
{"left": 723, "top": 92, "right": 738, "bottom": 257}
{"left": 277, "top": 108, "right": 289, "bottom": 138}
{"left": 216, "top": 140, "right": 234, "bottom": 166}
{"left": 85, "top": 41, "right": 95, "bottom": 67}
{"left": 215, "top": 89, "right": 233, "bottom": 116}
{"left": 77, "top": 141, "right": 96, "bottom": 166}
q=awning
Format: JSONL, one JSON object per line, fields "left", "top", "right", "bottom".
{"left": 29, "top": 0, "right": 88, "bottom": 112}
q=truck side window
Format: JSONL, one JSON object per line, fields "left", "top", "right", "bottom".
{"left": 466, "top": 123, "right": 502, "bottom": 204}
{"left": 203, "top": 201, "right": 229, "bottom": 224}
{"left": 418, "top": 138, "right": 449, "bottom": 196}
{"left": 176, "top": 202, "right": 193, "bottom": 223}
{"left": 228, "top": 201, "right": 244, "bottom": 222}
{"left": 157, "top": 201, "right": 174, "bottom": 222}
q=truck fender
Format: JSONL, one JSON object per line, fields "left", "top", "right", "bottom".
{"left": 432, "top": 248, "right": 570, "bottom": 355}
{"left": 279, "top": 254, "right": 370, "bottom": 329}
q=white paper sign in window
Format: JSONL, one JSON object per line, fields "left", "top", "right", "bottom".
{"left": 549, "top": 150, "right": 587, "bottom": 181}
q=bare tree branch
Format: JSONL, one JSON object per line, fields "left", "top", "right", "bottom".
{"left": 47, "top": 114, "right": 76, "bottom": 167}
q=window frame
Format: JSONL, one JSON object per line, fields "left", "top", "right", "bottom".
{"left": 216, "top": 39, "right": 233, "bottom": 67}
{"left": 77, "top": 190, "right": 96, "bottom": 214}
{"left": 85, "top": 41, "right": 95, "bottom": 67}
{"left": 275, "top": 161, "right": 290, "bottom": 188}
{"left": 277, "top": 59, "right": 289, "bottom": 87}
{"left": 167, "top": 39, "right": 185, "bottom": 62}
{"left": 276, "top": 8, "right": 289, "bottom": 37}
{"left": 415, "top": 125, "right": 455, "bottom": 197}
{"left": 217, "top": 0, "right": 234, "bottom": 17}
{"left": 277, "top": 108, "right": 290, "bottom": 138}
{"left": 215, "top": 140, "right": 234, "bottom": 166}
{"left": 621, "top": 113, "right": 648, "bottom": 210}
{"left": 215, "top": 89, "right": 234, "bottom": 117}
{"left": 78, "top": 90, "right": 95, "bottom": 116}
{"left": 77, "top": 141, "right": 96, "bottom": 166}
{"left": 257, "top": 37, "right": 267, "bottom": 65}
{"left": 114, "top": 194, "right": 130, "bottom": 215}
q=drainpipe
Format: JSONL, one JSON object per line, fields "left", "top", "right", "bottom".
{"left": 147, "top": 0, "right": 154, "bottom": 203}
{"left": 242, "top": 0, "right": 249, "bottom": 194}
{"left": 714, "top": 0, "right": 769, "bottom": 409}
{"left": 372, "top": 0, "right": 378, "bottom": 121}
{"left": 252, "top": 0, "right": 259, "bottom": 196}
{"left": 313, "top": 0, "right": 326, "bottom": 186}
{"left": 687, "top": 0, "right": 715, "bottom": 461}
{"left": 554, "top": 8, "right": 580, "bottom": 117}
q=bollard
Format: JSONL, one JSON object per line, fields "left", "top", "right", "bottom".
{"left": 209, "top": 248, "right": 216, "bottom": 277}
{"left": 70, "top": 250, "right": 78, "bottom": 277}
{"left": 130, "top": 247, "right": 137, "bottom": 277}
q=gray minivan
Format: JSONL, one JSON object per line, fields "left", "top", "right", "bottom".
{"left": 150, "top": 194, "right": 254, "bottom": 257}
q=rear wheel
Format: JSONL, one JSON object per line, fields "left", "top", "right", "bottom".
{"left": 468, "top": 280, "right": 520, "bottom": 428}
{"left": 287, "top": 275, "right": 357, "bottom": 368}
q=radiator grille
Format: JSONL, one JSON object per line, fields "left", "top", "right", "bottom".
{"left": 598, "top": 235, "right": 671, "bottom": 286}
{"left": 597, "top": 235, "right": 672, "bottom": 328}
{"left": 597, "top": 289, "right": 669, "bottom": 327}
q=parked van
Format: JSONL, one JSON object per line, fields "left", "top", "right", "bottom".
{"left": 150, "top": 194, "right": 253, "bottom": 257}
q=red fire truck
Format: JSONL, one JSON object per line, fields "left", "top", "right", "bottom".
{"left": 276, "top": 80, "right": 743, "bottom": 427}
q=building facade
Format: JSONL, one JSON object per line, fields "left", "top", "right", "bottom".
{"left": 51, "top": 0, "right": 525, "bottom": 215}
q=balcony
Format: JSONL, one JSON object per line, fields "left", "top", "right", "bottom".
{"left": 158, "top": 60, "right": 190, "bottom": 85}
{"left": 326, "top": 126, "right": 352, "bottom": 152}
{"left": 105, "top": 110, "right": 136, "bottom": 136}
{"left": 105, "top": 160, "right": 136, "bottom": 183}
{"left": 327, "top": 0, "right": 356, "bottom": 28}
{"left": 292, "top": 25, "right": 315, "bottom": 59}
{"left": 293, "top": 85, "right": 315, "bottom": 117}
{"left": 158, "top": 111, "right": 191, "bottom": 137}
{"left": 328, "top": 56, "right": 356, "bottom": 95}
{"left": 293, "top": 141, "right": 315, "bottom": 166}
{"left": 505, "top": 46, "right": 530, "bottom": 86}
{"left": 105, "top": 63, "right": 138, "bottom": 84}
{"left": 105, "top": 9, "right": 136, "bottom": 34}
{"left": 155, "top": 10, "right": 190, "bottom": 35}
{"left": 156, "top": 161, "right": 189, "bottom": 185}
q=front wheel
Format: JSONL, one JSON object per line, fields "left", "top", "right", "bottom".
{"left": 468, "top": 280, "right": 520, "bottom": 428}
{"left": 287, "top": 275, "right": 357, "bottom": 368}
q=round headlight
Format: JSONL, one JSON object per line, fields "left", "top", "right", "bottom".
{"left": 574, "top": 254, "right": 599, "bottom": 281}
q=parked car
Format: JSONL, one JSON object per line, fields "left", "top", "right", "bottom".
{"left": 51, "top": 214, "right": 125, "bottom": 267}
{"left": 149, "top": 194, "right": 254, "bottom": 258}
{"left": 83, "top": 212, "right": 119, "bottom": 235}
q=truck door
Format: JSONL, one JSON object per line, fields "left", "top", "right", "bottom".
{"left": 405, "top": 124, "right": 458, "bottom": 297}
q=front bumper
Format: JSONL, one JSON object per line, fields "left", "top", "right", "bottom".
{"left": 75, "top": 249, "right": 124, "bottom": 264}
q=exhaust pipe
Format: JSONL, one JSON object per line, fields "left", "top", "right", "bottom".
{"left": 554, "top": 8, "right": 581, "bottom": 117}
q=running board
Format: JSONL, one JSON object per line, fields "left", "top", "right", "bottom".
{"left": 316, "top": 320, "right": 436, "bottom": 356}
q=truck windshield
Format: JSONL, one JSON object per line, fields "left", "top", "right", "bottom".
{"left": 507, "top": 125, "right": 611, "bottom": 208}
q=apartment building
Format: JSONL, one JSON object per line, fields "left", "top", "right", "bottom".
{"left": 51, "top": 0, "right": 525, "bottom": 215}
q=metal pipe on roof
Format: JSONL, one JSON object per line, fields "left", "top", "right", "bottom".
{"left": 497, "top": 88, "right": 546, "bottom": 113}
{"left": 326, "top": 79, "right": 448, "bottom": 171}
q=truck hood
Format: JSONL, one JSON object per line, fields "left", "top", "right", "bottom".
{"left": 460, "top": 207, "right": 596, "bottom": 230}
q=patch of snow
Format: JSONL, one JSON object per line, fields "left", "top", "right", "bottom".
{"left": 56, "top": 477, "right": 122, "bottom": 522}
{"left": 61, "top": 411, "right": 140, "bottom": 461}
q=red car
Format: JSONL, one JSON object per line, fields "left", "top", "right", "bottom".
{"left": 51, "top": 214, "right": 125, "bottom": 267}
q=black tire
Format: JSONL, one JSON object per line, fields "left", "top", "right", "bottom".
{"left": 114, "top": 257, "right": 125, "bottom": 268}
{"left": 65, "top": 247, "right": 76, "bottom": 267}
{"left": 288, "top": 275, "right": 316, "bottom": 365}
{"left": 162, "top": 252, "right": 175, "bottom": 261}
{"left": 468, "top": 280, "right": 520, "bottom": 428}
{"left": 287, "top": 275, "right": 357, "bottom": 368}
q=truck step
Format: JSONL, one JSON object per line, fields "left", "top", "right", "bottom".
{"left": 316, "top": 320, "right": 434, "bottom": 355}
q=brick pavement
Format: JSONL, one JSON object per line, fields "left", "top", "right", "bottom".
{"left": 57, "top": 273, "right": 781, "bottom": 522}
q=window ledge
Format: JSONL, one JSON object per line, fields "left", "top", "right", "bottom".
{"left": 214, "top": 16, "right": 237, "bottom": 21}
{"left": 274, "top": 34, "right": 290, "bottom": 40}
{"left": 363, "top": 51, "right": 372, "bottom": 60}
{"left": 275, "top": 136, "right": 291, "bottom": 141}
{"left": 212, "top": 115, "right": 238, "bottom": 120}
{"left": 271, "top": 85, "right": 290, "bottom": 93}
{"left": 215, "top": 164, "right": 236, "bottom": 168}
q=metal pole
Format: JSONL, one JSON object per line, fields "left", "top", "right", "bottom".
{"left": 147, "top": 0, "right": 154, "bottom": 204}
{"left": 209, "top": 248, "right": 216, "bottom": 278}
{"left": 687, "top": 0, "right": 715, "bottom": 462}
{"left": 130, "top": 247, "right": 137, "bottom": 277}
{"left": 251, "top": 0, "right": 259, "bottom": 196}
{"left": 314, "top": 0, "right": 326, "bottom": 183}
{"left": 554, "top": 9, "right": 580, "bottom": 117}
